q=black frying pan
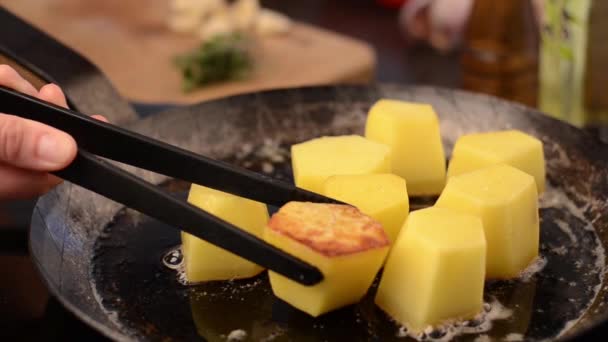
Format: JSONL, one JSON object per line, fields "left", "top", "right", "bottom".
{"left": 29, "top": 84, "right": 608, "bottom": 342}
{"left": 3, "top": 7, "right": 608, "bottom": 342}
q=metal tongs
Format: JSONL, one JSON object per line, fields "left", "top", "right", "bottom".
{"left": 0, "top": 86, "right": 338, "bottom": 285}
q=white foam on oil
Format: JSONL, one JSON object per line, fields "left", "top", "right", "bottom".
{"left": 90, "top": 277, "right": 124, "bottom": 335}
{"left": 555, "top": 233, "right": 607, "bottom": 339}
{"left": 551, "top": 245, "right": 568, "bottom": 256}
{"left": 557, "top": 319, "right": 579, "bottom": 339}
{"left": 176, "top": 263, "right": 189, "bottom": 285}
{"left": 226, "top": 329, "right": 247, "bottom": 341}
{"left": 553, "top": 219, "right": 578, "bottom": 244}
{"left": 539, "top": 185, "right": 607, "bottom": 339}
{"left": 503, "top": 333, "right": 524, "bottom": 341}
{"left": 539, "top": 185, "right": 589, "bottom": 221}
{"left": 396, "top": 299, "right": 512, "bottom": 341}
{"left": 592, "top": 238, "right": 606, "bottom": 275}
{"left": 519, "top": 256, "right": 548, "bottom": 282}
{"left": 162, "top": 247, "right": 183, "bottom": 270}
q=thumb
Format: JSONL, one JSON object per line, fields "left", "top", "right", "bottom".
{"left": 0, "top": 113, "right": 77, "bottom": 171}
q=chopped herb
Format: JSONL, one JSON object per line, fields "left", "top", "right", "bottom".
{"left": 174, "top": 33, "right": 253, "bottom": 92}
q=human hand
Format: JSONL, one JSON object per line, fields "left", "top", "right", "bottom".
{"left": 0, "top": 64, "right": 106, "bottom": 200}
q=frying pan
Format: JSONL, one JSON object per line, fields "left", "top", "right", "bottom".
{"left": 3, "top": 8, "right": 608, "bottom": 342}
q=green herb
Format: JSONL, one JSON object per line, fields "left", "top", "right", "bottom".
{"left": 174, "top": 33, "right": 253, "bottom": 92}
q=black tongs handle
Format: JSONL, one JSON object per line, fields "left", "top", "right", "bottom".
{"left": 0, "top": 86, "right": 324, "bottom": 285}
{"left": 58, "top": 150, "right": 322, "bottom": 285}
{"left": 0, "top": 86, "right": 333, "bottom": 206}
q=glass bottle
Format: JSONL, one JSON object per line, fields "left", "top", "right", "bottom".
{"left": 460, "top": 0, "right": 540, "bottom": 107}
{"left": 539, "top": 0, "right": 608, "bottom": 141}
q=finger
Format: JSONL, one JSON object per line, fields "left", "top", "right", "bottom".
{"left": 91, "top": 114, "right": 109, "bottom": 123}
{"left": 0, "top": 163, "right": 59, "bottom": 200}
{"left": 38, "top": 83, "right": 68, "bottom": 108}
{"left": 0, "top": 64, "right": 38, "bottom": 97}
{"left": 0, "top": 113, "right": 77, "bottom": 171}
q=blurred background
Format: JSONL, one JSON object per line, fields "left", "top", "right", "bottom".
{"left": 2, "top": 0, "right": 607, "bottom": 133}
{"left": 0, "top": 0, "right": 606, "bottom": 340}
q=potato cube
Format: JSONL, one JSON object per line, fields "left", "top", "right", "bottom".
{"left": 365, "top": 99, "right": 446, "bottom": 196}
{"left": 264, "top": 202, "right": 389, "bottom": 317}
{"left": 375, "top": 207, "right": 486, "bottom": 332}
{"left": 182, "top": 184, "right": 268, "bottom": 283}
{"left": 436, "top": 164, "right": 539, "bottom": 279}
{"left": 323, "top": 173, "right": 409, "bottom": 242}
{"left": 291, "top": 135, "right": 391, "bottom": 194}
{"left": 447, "top": 130, "right": 545, "bottom": 193}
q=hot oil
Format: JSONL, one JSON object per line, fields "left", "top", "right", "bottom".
{"left": 91, "top": 143, "right": 605, "bottom": 341}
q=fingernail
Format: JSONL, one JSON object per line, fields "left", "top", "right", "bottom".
{"left": 37, "top": 134, "right": 73, "bottom": 168}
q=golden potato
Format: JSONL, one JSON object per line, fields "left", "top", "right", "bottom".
{"left": 264, "top": 202, "right": 389, "bottom": 317}
{"left": 436, "top": 164, "right": 539, "bottom": 279}
{"left": 365, "top": 99, "right": 446, "bottom": 195}
{"left": 447, "top": 130, "right": 545, "bottom": 193}
{"left": 182, "top": 184, "right": 268, "bottom": 283}
{"left": 291, "top": 135, "right": 391, "bottom": 194}
{"left": 375, "top": 207, "right": 486, "bottom": 332}
{"left": 323, "top": 173, "right": 409, "bottom": 242}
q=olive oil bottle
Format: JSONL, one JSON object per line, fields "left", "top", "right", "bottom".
{"left": 461, "top": 0, "right": 540, "bottom": 107}
{"left": 539, "top": 0, "right": 608, "bottom": 139}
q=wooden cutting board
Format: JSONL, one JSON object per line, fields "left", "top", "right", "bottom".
{"left": 1, "top": 0, "right": 376, "bottom": 104}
